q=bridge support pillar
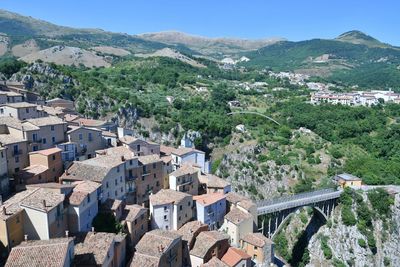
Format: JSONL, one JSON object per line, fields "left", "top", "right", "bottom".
{"left": 268, "top": 217, "right": 271, "bottom": 238}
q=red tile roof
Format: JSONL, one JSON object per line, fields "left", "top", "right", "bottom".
{"left": 221, "top": 247, "right": 251, "bottom": 267}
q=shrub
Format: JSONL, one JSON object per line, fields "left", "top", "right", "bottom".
{"left": 341, "top": 206, "right": 356, "bottom": 226}
{"left": 358, "top": 238, "right": 367, "bottom": 248}
{"left": 320, "top": 235, "right": 332, "bottom": 259}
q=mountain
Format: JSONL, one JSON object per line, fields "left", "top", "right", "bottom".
{"left": 243, "top": 33, "right": 400, "bottom": 88}
{"left": 135, "top": 48, "right": 206, "bottom": 68}
{"left": 335, "top": 30, "right": 392, "bottom": 48}
{"left": 138, "top": 31, "right": 284, "bottom": 58}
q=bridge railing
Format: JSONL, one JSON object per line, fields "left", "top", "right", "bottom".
{"left": 256, "top": 188, "right": 342, "bottom": 215}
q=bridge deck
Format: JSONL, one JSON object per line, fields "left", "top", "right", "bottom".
{"left": 257, "top": 188, "right": 342, "bottom": 216}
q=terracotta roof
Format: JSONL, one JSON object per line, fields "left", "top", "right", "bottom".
{"left": 0, "top": 116, "right": 39, "bottom": 131}
{"left": 67, "top": 125, "right": 101, "bottom": 134}
{"left": 221, "top": 247, "right": 251, "bottom": 266}
{"left": 193, "top": 193, "right": 226, "bottom": 206}
{"left": 77, "top": 118, "right": 108, "bottom": 127}
{"left": 203, "top": 174, "right": 230, "bottom": 188}
{"left": 69, "top": 191, "right": 88, "bottom": 206}
{"left": 119, "top": 135, "right": 139, "bottom": 144}
{"left": 138, "top": 154, "right": 161, "bottom": 165}
{"left": 135, "top": 229, "right": 182, "bottom": 258}
{"left": 225, "top": 192, "right": 250, "bottom": 205}
{"left": 122, "top": 204, "right": 147, "bottom": 222}
{"left": 5, "top": 238, "right": 74, "bottom": 267}
{"left": 150, "top": 189, "right": 191, "bottom": 206}
{"left": 20, "top": 188, "right": 64, "bottom": 213}
{"left": 64, "top": 114, "right": 80, "bottom": 122}
{"left": 30, "top": 147, "right": 62, "bottom": 156}
{"left": 161, "top": 155, "right": 172, "bottom": 163}
{"left": 201, "top": 257, "right": 229, "bottom": 267}
{"left": 96, "top": 146, "right": 137, "bottom": 161}
{"left": 129, "top": 253, "right": 160, "bottom": 267}
{"left": 241, "top": 232, "right": 273, "bottom": 247}
{"left": 237, "top": 200, "right": 256, "bottom": 211}
{"left": 170, "top": 164, "right": 199, "bottom": 177}
{"left": 74, "top": 232, "right": 117, "bottom": 266}
{"left": 102, "top": 131, "right": 117, "bottom": 137}
{"left": 72, "top": 180, "right": 101, "bottom": 194}
{"left": 37, "top": 105, "right": 65, "bottom": 116}
{"left": 0, "top": 134, "right": 26, "bottom": 145}
{"left": 177, "top": 220, "right": 208, "bottom": 245}
{"left": 190, "top": 231, "right": 229, "bottom": 258}
{"left": 103, "top": 198, "right": 123, "bottom": 211}
{"left": 160, "top": 145, "right": 175, "bottom": 156}
{"left": 27, "top": 116, "right": 66, "bottom": 127}
{"left": 18, "top": 164, "right": 48, "bottom": 179}
{"left": 3, "top": 102, "right": 37, "bottom": 108}
{"left": 172, "top": 146, "right": 204, "bottom": 156}
{"left": 224, "top": 208, "right": 253, "bottom": 225}
{"left": 62, "top": 156, "right": 124, "bottom": 182}
{"left": 0, "top": 190, "right": 36, "bottom": 220}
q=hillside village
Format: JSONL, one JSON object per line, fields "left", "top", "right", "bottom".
{"left": 0, "top": 81, "right": 275, "bottom": 267}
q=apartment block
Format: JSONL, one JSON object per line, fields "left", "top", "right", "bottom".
{"left": 120, "top": 135, "right": 160, "bottom": 156}
{"left": 150, "top": 189, "right": 193, "bottom": 231}
{"left": 194, "top": 193, "right": 226, "bottom": 230}
{"left": 169, "top": 164, "right": 200, "bottom": 195}
{"left": 67, "top": 126, "right": 104, "bottom": 160}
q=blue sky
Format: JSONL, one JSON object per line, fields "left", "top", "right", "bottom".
{"left": 1, "top": 0, "right": 399, "bottom": 45}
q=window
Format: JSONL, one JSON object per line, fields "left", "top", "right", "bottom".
{"left": 15, "top": 156, "right": 19, "bottom": 163}
{"left": 129, "top": 160, "right": 133, "bottom": 165}
{"left": 52, "top": 155, "right": 56, "bottom": 161}
{"left": 79, "top": 133, "right": 83, "bottom": 140}
{"left": 164, "top": 206, "right": 168, "bottom": 211}
{"left": 87, "top": 194, "right": 91, "bottom": 203}
{"left": 178, "top": 216, "right": 181, "bottom": 221}
{"left": 51, "top": 125, "right": 55, "bottom": 131}
{"left": 117, "top": 166, "right": 120, "bottom": 173}
{"left": 120, "top": 176, "right": 122, "bottom": 182}
{"left": 156, "top": 181, "right": 160, "bottom": 187}
{"left": 115, "top": 179, "right": 117, "bottom": 185}
{"left": 164, "top": 215, "right": 167, "bottom": 220}
{"left": 32, "top": 133, "right": 38, "bottom": 142}
{"left": 26, "top": 108, "right": 29, "bottom": 113}
{"left": 16, "top": 215, "right": 20, "bottom": 223}
{"left": 88, "top": 133, "right": 93, "bottom": 141}
{"left": 188, "top": 201, "right": 191, "bottom": 206}
{"left": 106, "top": 182, "right": 109, "bottom": 188}
{"left": 120, "top": 187, "right": 123, "bottom": 192}
{"left": 0, "top": 151, "right": 2, "bottom": 158}
{"left": 43, "top": 138, "right": 47, "bottom": 144}
{"left": 179, "top": 205, "right": 182, "bottom": 211}
{"left": 153, "top": 174, "right": 156, "bottom": 179}
{"left": 153, "top": 163, "right": 156, "bottom": 169}
{"left": 33, "top": 146, "right": 38, "bottom": 151}
{"left": 0, "top": 108, "right": 3, "bottom": 114}
{"left": 52, "top": 137, "right": 56, "bottom": 144}
{"left": 136, "top": 144, "right": 140, "bottom": 151}
{"left": 38, "top": 175, "right": 42, "bottom": 180}
{"left": 115, "top": 190, "right": 118, "bottom": 197}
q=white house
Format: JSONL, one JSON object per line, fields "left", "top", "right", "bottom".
{"left": 193, "top": 193, "right": 226, "bottom": 230}
{"left": 68, "top": 181, "right": 101, "bottom": 233}
{"left": 171, "top": 147, "right": 206, "bottom": 173}
{"left": 169, "top": 164, "right": 200, "bottom": 195}
{"left": 149, "top": 189, "right": 193, "bottom": 231}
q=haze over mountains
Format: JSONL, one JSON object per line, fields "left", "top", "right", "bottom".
{"left": 1, "top": 9, "right": 400, "bottom": 88}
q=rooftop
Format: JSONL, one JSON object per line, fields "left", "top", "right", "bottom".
{"left": 201, "top": 257, "right": 229, "bottom": 267}
{"left": 150, "top": 189, "right": 191, "bottom": 206}
{"left": 202, "top": 174, "right": 230, "bottom": 188}
{"left": 74, "top": 232, "right": 117, "bottom": 266}
{"left": 193, "top": 193, "right": 226, "bottom": 206}
{"left": 177, "top": 220, "right": 208, "bottom": 245}
{"left": 170, "top": 164, "right": 199, "bottom": 177}
{"left": 18, "top": 164, "right": 48, "bottom": 179}
{"left": 30, "top": 147, "right": 62, "bottom": 156}
{"left": 129, "top": 253, "right": 160, "bottom": 267}
{"left": 3, "top": 102, "right": 37, "bottom": 108}
{"left": 160, "top": 145, "right": 175, "bottom": 156}
{"left": 122, "top": 204, "right": 147, "bottom": 222}
{"left": 135, "top": 229, "right": 182, "bottom": 258}
{"left": 27, "top": 116, "right": 66, "bottom": 127}
{"left": 5, "top": 238, "right": 74, "bottom": 267}
{"left": 336, "top": 173, "right": 362, "bottom": 181}
{"left": 172, "top": 146, "right": 204, "bottom": 156}
{"left": 221, "top": 247, "right": 251, "bottom": 266}
{"left": 68, "top": 191, "right": 88, "bottom": 206}
{"left": 72, "top": 180, "right": 101, "bottom": 194}
{"left": 138, "top": 154, "right": 162, "bottom": 165}
{"left": 225, "top": 192, "right": 250, "bottom": 205}
{"left": 0, "top": 116, "right": 39, "bottom": 131}
{"left": 119, "top": 135, "right": 139, "bottom": 144}
{"left": 0, "top": 133, "right": 26, "bottom": 145}
{"left": 190, "top": 231, "right": 229, "bottom": 258}
{"left": 67, "top": 125, "right": 101, "bottom": 134}
{"left": 241, "top": 232, "right": 273, "bottom": 247}
{"left": 77, "top": 118, "right": 108, "bottom": 127}
{"left": 224, "top": 208, "right": 253, "bottom": 225}
{"left": 20, "top": 188, "right": 65, "bottom": 213}
{"left": 102, "top": 198, "right": 123, "bottom": 211}
{"left": 96, "top": 146, "right": 136, "bottom": 161}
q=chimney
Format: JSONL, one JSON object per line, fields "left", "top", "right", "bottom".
{"left": 24, "top": 235, "right": 28, "bottom": 242}
{"left": 42, "top": 200, "right": 46, "bottom": 208}
{"left": 121, "top": 156, "right": 125, "bottom": 162}
{"left": 2, "top": 206, "right": 6, "bottom": 215}
{"left": 65, "top": 230, "right": 69, "bottom": 237}
{"left": 65, "top": 170, "right": 69, "bottom": 176}
{"left": 91, "top": 227, "right": 95, "bottom": 233}
{"left": 0, "top": 195, "right": 2, "bottom": 206}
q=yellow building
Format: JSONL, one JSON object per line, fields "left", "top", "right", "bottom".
{"left": 334, "top": 173, "right": 362, "bottom": 188}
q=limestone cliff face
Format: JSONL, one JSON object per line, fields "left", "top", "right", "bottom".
{"left": 307, "top": 193, "right": 400, "bottom": 267}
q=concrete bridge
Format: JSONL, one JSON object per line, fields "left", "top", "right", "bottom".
{"left": 256, "top": 188, "right": 343, "bottom": 238}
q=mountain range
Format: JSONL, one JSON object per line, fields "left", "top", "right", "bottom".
{"left": 1, "top": 9, "right": 400, "bottom": 88}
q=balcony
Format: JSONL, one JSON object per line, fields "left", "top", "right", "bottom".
{"left": 30, "top": 138, "right": 42, "bottom": 144}
{"left": 12, "top": 149, "right": 23, "bottom": 156}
